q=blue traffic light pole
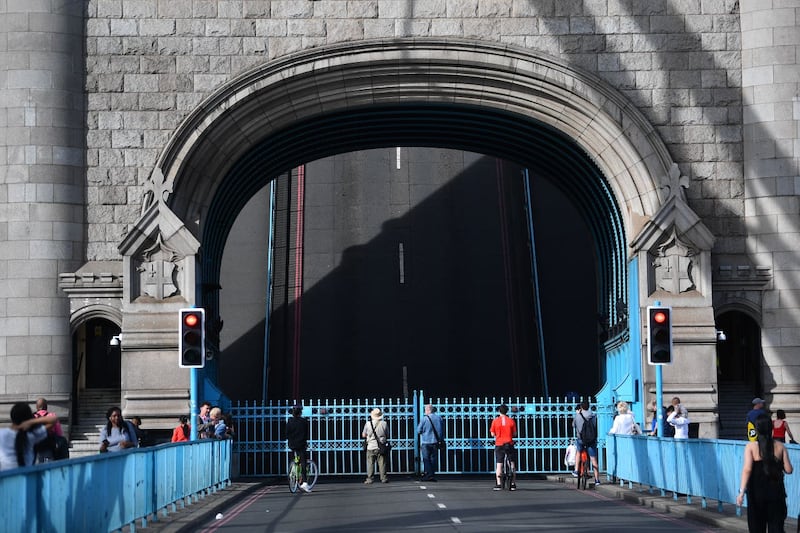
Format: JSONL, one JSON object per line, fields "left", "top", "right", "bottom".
{"left": 190, "top": 367, "right": 198, "bottom": 440}
{"left": 656, "top": 364, "right": 664, "bottom": 438}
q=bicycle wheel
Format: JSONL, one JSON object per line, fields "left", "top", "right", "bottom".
{"left": 579, "top": 457, "right": 590, "bottom": 490}
{"left": 502, "top": 455, "right": 512, "bottom": 490}
{"left": 306, "top": 459, "right": 319, "bottom": 489}
{"left": 287, "top": 461, "right": 300, "bottom": 493}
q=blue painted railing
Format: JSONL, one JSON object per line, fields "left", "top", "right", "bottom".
{"left": 607, "top": 435, "right": 800, "bottom": 517}
{"left": 231, "top": 392, "right": 612, "bottom": 477}
{"left": 0, "top": 439, "right": 232, "bottom": 533}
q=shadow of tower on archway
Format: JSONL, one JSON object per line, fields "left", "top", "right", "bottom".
{"left": 218, "top": 148, "right": 598, "bottom": 401}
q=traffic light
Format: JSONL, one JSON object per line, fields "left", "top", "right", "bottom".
{"left": 647, "top": 305, "right": 672, "bottom": 365}
{"left": 179, "top": 308, "right": 205, "bottom": 368}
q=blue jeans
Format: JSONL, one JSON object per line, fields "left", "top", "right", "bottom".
{"left": 421, "top": 443, "right": 438, "bottom": 479}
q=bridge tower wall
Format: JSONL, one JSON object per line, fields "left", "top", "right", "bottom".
{"left": 0, "top": 2, "right": 85, "bottom": 415}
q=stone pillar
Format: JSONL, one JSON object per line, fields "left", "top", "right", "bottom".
{"left": 739, "top": 2, "right": 800, "bottom": 412}
{"left": 0, "top": 2, "right": 85, "bottom": 405}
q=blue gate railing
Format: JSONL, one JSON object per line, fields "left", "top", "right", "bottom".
{"left": 607, "top": 435, "right": 800, "bottom": 517}
{"left": 231, "top": 392, "right": 612, "bottom": 477}
{"left": 0, "top": 439, "right": 232, "bottom": 533}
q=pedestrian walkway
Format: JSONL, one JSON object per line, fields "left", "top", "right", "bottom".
{"left": 133, "top": 482, "right": 267, "bottom": 533}
{"left": 550, "top": 473, "right": 799, "bottom": 533}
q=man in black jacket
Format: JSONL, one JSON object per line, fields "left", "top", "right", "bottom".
{"left": 286, "top": 406, "right": 311, "bottom": 492}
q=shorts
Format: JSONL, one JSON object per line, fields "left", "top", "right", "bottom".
{"left": 495, "top": 443, "right": 516, "bottom": 463}
{"left": 575, "top": 439, "right": 597, "bottom": 458}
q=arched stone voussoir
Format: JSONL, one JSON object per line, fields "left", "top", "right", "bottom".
{"left": 156, "top": 38, "right": 681, "bottom": 233}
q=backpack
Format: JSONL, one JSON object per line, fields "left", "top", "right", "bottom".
{"left": 579, "top": 413, "right": 597, "bottom": 445}
{"left": 35, "top": 434, "right": 70, "bottom": 462}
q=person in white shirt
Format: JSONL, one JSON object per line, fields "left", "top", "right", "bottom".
{"left": 608, "top": 401, "right": 638, "bottom": 435}
{"left": 667, "top": 405, "right": 690, "bottom": 439}
{"left": 564, "top": 439, "right": 577, "bottom": 471}
{"left": 0, "top": 403, "right": 58, "bottom": 471}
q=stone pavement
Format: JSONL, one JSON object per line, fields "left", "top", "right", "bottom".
{"left": 134, "top": 481, "right": 268, "bottom": 533}
{"left": 551, "top": 473, "right": 800, "bottom": 533}
{"left": 133, "top": 475, "right": 798, "bottom": 532}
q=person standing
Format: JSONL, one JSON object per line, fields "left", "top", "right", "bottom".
{"left": 416, "top": 404, "right": 444, "bottom": 481}
{"left": 748, "top": 398, "right": 767, "bottom": 442}
{"left": 171, "top": 415, "right": 191, "bottom": 442}
{"left": 129, "top": 416, "right": 149, "bottom": 447}
{"left": 572, "top": 400, "right": 601, "bottom": 485}
{"left": 564, "top": 439, "right": 577, "bottom": 472}
{"left": 33, "top": 397, "right": 67, "bottom": 462}
{"left": 671, "top": 397, "right": 688, "bottom": 418}
{"left": 608, "top": 401, "right": 637, "bottom": 435}
{"left": 99, "top": 406, "right": 138, "bottom": 452}
{"left": 667, "top": 406, "right": 690, "bottom": 439}
{"left": 362, "top": 408, "right": 389, "bottom": 484}
{"left": 198, "top": 401, "right": 213, "bottom": 439}
{"left": 209, "top": 407, "right": 228, "bottom": 439}
{"left": 0, "top": 403, "right": 58, "bottom": 470}
{"left": 490, "top": 404, "right": 517, "bottom": 490}
{"left": 772, "top": 410, "right": 795, "bottom": 444}
{"left": 736, "top": 414, "right": 793, "bottom": 532}
{"left": 286, "top": 406, "right": 312, "bottom": 493}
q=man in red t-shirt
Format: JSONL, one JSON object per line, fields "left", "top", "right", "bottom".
{"left": 490, "top": 404, "right": 517, "bottom": 490}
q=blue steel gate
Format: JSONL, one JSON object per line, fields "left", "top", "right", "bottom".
{"left": 230, "top": 392, "right": 610, "bottom": 478}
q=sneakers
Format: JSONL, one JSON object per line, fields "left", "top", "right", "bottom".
{"left": 364, "top": 478, "right": 373, "bottom": 484}
{"left": 493, "top": 484, "right": 502, "bottom": 491}
{"left": 510, "top": 483, "right": 517, "bottom": 491}
{"left": 594, "top": 480, "right": 601, "bottom": 486}
{"left": 571, "top": 471, "right": 579, "bottom": 478}
{"left": 300, "top": 482, "right": 312, "bottom": 493}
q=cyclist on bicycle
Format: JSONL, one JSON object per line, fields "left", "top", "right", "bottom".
{"left": 572, "top": 400, "right": 600, "bottom": 485}
{"left": 490, "top": 404, "right": 517, "bottom": 491}
{"left": 286, "top": 406, "right": 312, "bottom": 493}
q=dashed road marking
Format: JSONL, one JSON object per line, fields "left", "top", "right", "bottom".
{"left": 437, "top": 503, "right": 447, "bottom": 509}
{"left": 450, "top": 517, "right": 462, "bottom": 524}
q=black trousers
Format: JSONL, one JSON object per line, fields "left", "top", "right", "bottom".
{"left": 746, "top": 497, "right": 787, "bottom": 533}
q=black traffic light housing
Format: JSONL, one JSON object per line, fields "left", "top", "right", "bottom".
{"left": 647, "top": 305, "right": 672, "bottom": 365}
{"left": 179, "top": 308, "right": 205, "bottom": 368}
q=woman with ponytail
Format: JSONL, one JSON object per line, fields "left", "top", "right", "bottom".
{"left": 736, "top": 413, "right": 793, "bottom": 532}
{"left": 0, "top": 402, "right": 58, "bottom": 470}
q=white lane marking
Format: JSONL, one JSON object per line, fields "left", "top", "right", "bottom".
{"left": 398, "top": 242, "right": 405, "bottom": 284}
{"left": 427, "top": 493, "right": 435, "bottom": 498}
{"left": 419, "top": 485, "right": 426, "bottom": 489}
{"left": 437, "top": 503, "right": 447, "bottom": 509}
{"left": 450, "top": 517, "right": 462, "bottom": 524}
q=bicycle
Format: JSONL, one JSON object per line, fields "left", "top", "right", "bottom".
{"left": 498, "top": 443, "right": 516, "bottom": 491}
{"left": 288, "top": 450, "right": 318, "bottom": 493}
{"left": 576, "top": 448, "right": 591, "bottom": 490}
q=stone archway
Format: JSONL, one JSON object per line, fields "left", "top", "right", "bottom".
{"left": 120, "top": 38, "right": 718, "bottom": 430}
{"left": 154, "top": 38, "right": 674, "bottom": 233}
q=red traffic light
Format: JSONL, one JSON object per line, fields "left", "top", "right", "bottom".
{"left": 179, "top": 308, "right": 206, "bottom": 368}
{"left": 183, "top": 313, "right": 199, "bottom": 328}
{"left": 653, "top": 311, "right": 667, "bottom": 324}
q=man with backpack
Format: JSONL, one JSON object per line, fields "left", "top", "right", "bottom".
{"left": 33, "top": 397, "right": 69, "bottom": 462}
{"left": 572, "top": 400, "right": 600, "bottom": 485}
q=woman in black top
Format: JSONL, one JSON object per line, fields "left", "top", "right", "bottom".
{"left": 736, "top": 414, "right": 793, "bottom": 532}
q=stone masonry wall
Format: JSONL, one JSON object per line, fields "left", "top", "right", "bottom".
{"left": 84, "top": 0, "right": 745, "bottom": 263}
{"left": 740, "top": 0, "right": 800, "bottom": 399}
{"left": 0, "top": 1, "right": 85, "bottom": 399}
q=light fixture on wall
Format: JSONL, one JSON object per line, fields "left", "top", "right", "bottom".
{"left": 109, "top": 335, "right": 122, "bottom": 346}
{"left": 716, "top": 330, "right": 727, "bottom": 342}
